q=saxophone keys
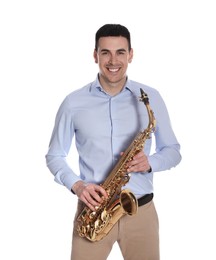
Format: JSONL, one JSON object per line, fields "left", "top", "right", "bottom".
{"left": 101, "top": 209, "right": 108, "bottom": 221}
{"left": 89, "top": 211, "right": 96, "bottom": 219}
{"left": 94, "top": 219, "right": 100, "bottom": 229}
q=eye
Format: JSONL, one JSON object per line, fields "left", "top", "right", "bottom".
{"left": 117, "top": 50, "right": 126, "bottom": 55}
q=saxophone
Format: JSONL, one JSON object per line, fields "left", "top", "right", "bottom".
{"left": 77, "top": 88, "right": 156, "bottom": 242}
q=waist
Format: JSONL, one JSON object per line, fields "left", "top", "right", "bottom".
{"left": 137, "top": 193, "right": 154, "bottom": 207}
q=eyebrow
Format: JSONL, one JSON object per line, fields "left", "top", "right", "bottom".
{"left": 100, "top": 48, "right": 127, "bottom": 52}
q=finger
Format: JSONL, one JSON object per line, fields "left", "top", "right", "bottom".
{"left": 86, "top": 194, "right": 100, "bottom": 206}
{"left": 89, "top": 190, "right": 104, "bottom": 204}
{"left": 79, "top": 184, "right": 108, "bottom": 210}
{"left": 133, "top": 151, "right": 145, "bottom": 160}
{"left": 83, "top": 199, "right": 97, "bottom": 212}
{"left": 128, "top": 152, "right": 147, "bottom": 168}
{"left": 85, "top": 184, "right": 108, "bottom": 200}
{"left": 95, "top": 185, "right": 108, "bottom": 199}
{"left": 81, "top": 192, "right": 100, "bottom": 211}
{"left": 127, "top": 158, "right": 141, "bottom": 168}
{"left": 127, "top": 161, "right": 149, "bottom": 173}
{"left": 86, "top": 185, "right": 106, "bottom": 202}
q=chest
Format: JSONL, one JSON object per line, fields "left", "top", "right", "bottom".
{"left": 73, "top": 94, "right": 149, "bottom": 140}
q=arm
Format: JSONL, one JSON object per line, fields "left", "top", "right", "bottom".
{"left": 127, "top": 90, "right": 181, "bottom": 173}
{"left": 46, "top": 97, "right": 107, "bottom": 209}
{"left": 148, "top": 90, "right": 182, "bottom": 172}
{"left": 45, "top": 97, "right": 81, "bottom": 191}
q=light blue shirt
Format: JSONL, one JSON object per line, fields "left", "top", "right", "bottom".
{"left": 46, "top": 76, "right": 181, "bottom": 198}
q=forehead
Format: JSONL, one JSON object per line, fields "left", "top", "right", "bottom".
{"left": 97, "top": 36, "right": 129, "bottom": 51}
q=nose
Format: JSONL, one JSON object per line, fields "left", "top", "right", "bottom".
{"left": 108, "top": 54, "right": 117, "bottom": 64}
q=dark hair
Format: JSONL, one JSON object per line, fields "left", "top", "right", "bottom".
{"left": 95, "top": 24, "right": 131, "bottom": 51}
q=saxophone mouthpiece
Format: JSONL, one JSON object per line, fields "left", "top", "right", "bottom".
{"left": 139, "top": 88, "right": 149, "bottom": 105}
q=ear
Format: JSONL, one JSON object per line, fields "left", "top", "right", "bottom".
{"left": 128, "top": 48, "right": 134, "bottom": 63}
{"left": 93, "top": 50, "right": 98, "bottom": 63}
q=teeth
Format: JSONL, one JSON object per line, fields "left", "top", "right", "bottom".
{"left": 108, "top": 68, "right": 119, "bottom": 72}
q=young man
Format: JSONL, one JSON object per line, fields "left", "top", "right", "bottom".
{"left": 46, "top": 24, "right": 181, "bottom": 260}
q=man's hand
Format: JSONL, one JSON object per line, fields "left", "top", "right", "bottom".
{"left": 72, "top": 181, "right": 108, "bottom": 211}
{"left": 126, "top": 150, "right": 151, "bottom": 173}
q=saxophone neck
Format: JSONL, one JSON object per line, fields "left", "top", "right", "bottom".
{"left": 140, "top": 88, "right": 156, "bottom": 133}
{"left": 148, "top": 109, "right": 156, "bottom": 132}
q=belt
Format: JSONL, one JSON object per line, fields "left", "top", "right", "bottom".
{"left": 138, "top": 193, "right": 154, "bottom": 207}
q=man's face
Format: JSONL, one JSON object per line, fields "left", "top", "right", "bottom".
{"left": 94, "top": 36, "right": 133, "bottom": 87}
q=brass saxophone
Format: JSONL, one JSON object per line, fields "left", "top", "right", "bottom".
{"left": 77, "top": 88, "right": 156, "bottom": 242}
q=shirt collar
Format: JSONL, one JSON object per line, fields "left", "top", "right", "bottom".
{"left": 90, "top": 74, "right": 133, "bottom": 94}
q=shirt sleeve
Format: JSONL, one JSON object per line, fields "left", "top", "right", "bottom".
{"left": 45, "top": 97, "right": 81, "bottom": 191}
{"left": 147, "top": 90, "right": 182, "bottom": 172}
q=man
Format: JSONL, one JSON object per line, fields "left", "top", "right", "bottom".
{"left": 46, "top": 24, "right": 181, "bottom": 260}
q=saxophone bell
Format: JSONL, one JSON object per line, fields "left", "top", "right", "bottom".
{"left": 120, "top": 189, "right": 138, "bottom": 216}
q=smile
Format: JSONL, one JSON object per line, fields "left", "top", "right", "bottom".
{"left": 107, "top": 68, "right": 120, "bottom": 72}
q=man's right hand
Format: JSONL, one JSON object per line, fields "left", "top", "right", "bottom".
{"left": 72, "top": 181, "right": 108, "bottom": 211}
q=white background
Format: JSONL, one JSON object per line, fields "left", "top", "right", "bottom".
{"left": 0, "top": 0, "right": 215, "bottom": 259}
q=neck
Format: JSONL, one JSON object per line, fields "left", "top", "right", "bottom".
{"left": 99, "top": 76, "right": 127, "bottom": 96}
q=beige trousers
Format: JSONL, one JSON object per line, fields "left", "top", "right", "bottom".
{"left": 71, "top": 200, "right": 159, "bottom": 260}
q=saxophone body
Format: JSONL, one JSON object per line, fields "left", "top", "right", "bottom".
{"left": 77, "top": 88, "right": 156, "bottom": 242}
